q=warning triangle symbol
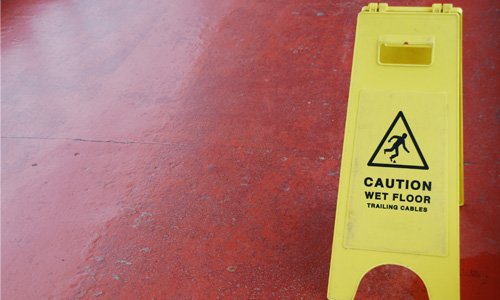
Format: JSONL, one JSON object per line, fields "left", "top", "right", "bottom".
{"left": 367, "top": 111, "right": 429, "bottom": 170}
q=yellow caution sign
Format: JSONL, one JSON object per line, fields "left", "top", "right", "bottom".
{"left": 328, "top": 3, "right": 463, "bottom": 299}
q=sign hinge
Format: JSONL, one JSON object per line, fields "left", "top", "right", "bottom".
{"left": 367, "top": 3, "right": 388, "bottom": 12}
{"left": 432, "top": 3, "right": 454, "bottom": 13}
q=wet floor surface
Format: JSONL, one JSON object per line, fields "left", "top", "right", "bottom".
{"left": 1, "top": 0, "right": 499, "bottom": 299}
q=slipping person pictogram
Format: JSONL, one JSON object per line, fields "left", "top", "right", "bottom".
{"left": 384, "top": 133, "right": 410, "bottom": 163}
{"left": 367, "top": 111, "right": 429, "bottom": 170}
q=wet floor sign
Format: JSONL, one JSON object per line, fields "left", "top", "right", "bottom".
{"left": 328, "top": 3, "right": 463, "bottom": 299}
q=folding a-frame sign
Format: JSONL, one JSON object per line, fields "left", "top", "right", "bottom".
{"left": 328, "top": 3, "right": 463, "bottom": 299}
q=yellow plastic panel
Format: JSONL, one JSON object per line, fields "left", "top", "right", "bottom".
{"left": 327, "top": 3, "right": 462, "bottom": 300}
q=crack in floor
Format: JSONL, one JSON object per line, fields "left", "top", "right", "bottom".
{"left": 1, "top": 136, "right": 188, "bottom": 147}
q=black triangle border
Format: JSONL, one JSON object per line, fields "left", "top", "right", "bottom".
{"left": 367, "top": 111, "right": 429, "bottom": 170}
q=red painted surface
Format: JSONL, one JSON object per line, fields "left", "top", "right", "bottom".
{"left": 1, "top": 0, "right": 498, "bottom": 299}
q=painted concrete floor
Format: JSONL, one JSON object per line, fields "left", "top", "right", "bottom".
{"left": 2, "top": 0, "right": 499, "bottom": 299}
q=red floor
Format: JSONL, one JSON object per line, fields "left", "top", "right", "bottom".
{"left": 1, "top": 0, "right": 499, "bottom": 299}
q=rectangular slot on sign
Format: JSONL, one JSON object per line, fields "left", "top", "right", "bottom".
{"left": 379, "top": 43, "right": 433, "bottom": 65}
